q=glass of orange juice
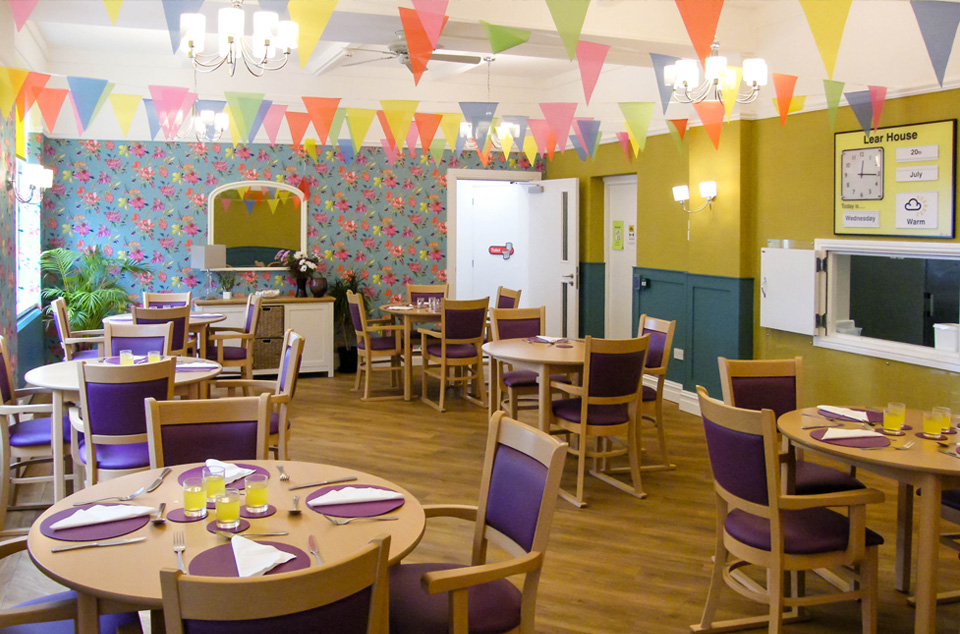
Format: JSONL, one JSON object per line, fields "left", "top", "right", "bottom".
{"left": 147, "top": 350, "right": 161, "bottom": 363}
{"left": 244, "top": 473, "right": 269, "bottom": 514}
{"left": 183, "top": 477, "right": 207, "bottom": 518}
{"left": 935, "top": 406, "right": 952, "bottom": 433}
{"left": 215, "top": 489, "right": 241, "bottom": 529}
{"left": 883, "top": 402, "right": 906, "bottom": 433}
{"left": 119, "top": 350, "right": 134, "bottom": 366}
{"left": 202, "top": 466, "right": 225, "bottom": 503}
{"left": 922, "top": 410, "right": 946, "bottom": 438}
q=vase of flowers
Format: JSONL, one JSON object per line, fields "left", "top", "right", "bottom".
{"left": 275, "top": 250, "right": 320, "bottom": 297}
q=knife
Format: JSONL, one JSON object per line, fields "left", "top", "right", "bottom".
{"left": 51, "top": 537, "right": 146, "bottom": 553}
{"left": 939, "top": 449, "right": 960, "bottom": 460}
{"left": 215, "top": 531, "right": 289, "bottom": 540}
{"left": 146, "top": 467, "right": 172, "bottom": 493}
{"left": 308, "top": 535, "right": 323, "bottom": 566}
{"left": 288, "top": 476, "right": 358, "bottom": 491}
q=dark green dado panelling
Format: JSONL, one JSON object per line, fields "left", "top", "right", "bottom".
{"left": 579, "top": 262, "right": 605, "bottom": 338}
{"left": 634, "top": 268, "right": 754, "bottom": 397}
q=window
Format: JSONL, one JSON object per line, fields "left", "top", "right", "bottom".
{"left": 15, "top": 159, "right": 41, "bottom": 317}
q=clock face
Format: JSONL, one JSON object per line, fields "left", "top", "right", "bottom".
{"left": 841, "top": 147, "right": 884, "bottom": 201}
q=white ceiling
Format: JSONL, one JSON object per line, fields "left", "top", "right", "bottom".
{"left": 4, "top": 0, "right": 958, "bottom": 146}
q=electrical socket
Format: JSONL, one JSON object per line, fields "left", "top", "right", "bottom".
{"left": 673, "top": 348, "right": 684, "bottom": 361}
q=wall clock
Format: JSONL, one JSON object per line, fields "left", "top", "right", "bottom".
{"left": 841, "top": 147, "right": 884, "bottom": 201}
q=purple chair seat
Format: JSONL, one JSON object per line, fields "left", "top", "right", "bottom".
{"left": 3, "top": 590, "right": 139, "bottom": 634}
{"left": 358, "top": 336, "right": 398, "bottom": 351}
{"left": 425, "top": 343, "right": 477, "bottom": 359}
{"left": 390, "top": 563, "right": 522, "bottom": 634}
{"left": 502, "top": 370, "right": 570, "bottom": 388}
{"left": 76, "top": 441, "right": 149, "bottom": 470}
{"left": 943, "top": 488, "right": 960, "bottom": 512}
{"left": 72, "top": 349, "right": 100, "bottom": 361}
{"left": 9, "top": 416, "right": 74, "bottom": 447}
{"left": 269, "top": 412, "right": 291, "bottom": 436}
{"left": 205, "top": 346, "right": 247, "bottom": 361}
{"left": 795, "top": 461, "right": 864, "bottom": 496}
{"left": 642, "top": 385, "right": 657, "bottom": 402}
{"left": 725, "top": 508, "right": 884, "bottom": 555}
{"left": 552, "top": 398, "right": 629, "bottom": 425}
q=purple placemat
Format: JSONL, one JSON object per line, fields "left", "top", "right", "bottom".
{"left": 167, "top": 508, "right": 206, "bottom": 523}
{"left": 206, "top": 518, "right": 250, "bottom": 534}
{"left": 816, "top": 408, "right": 883, "bottom": 424}
{"left": 104, "top": 355, "right": 148, "bottom": 365}
{"left": 40, "top": 504, "right": 150, "bottom": 542}
{"left": 241, "top": 504, "right": 277, "bottom": 519}
{"left": 810, "top": 428, "right": 890, "bottom": 448}
{"left": 189, "top": 541, "right": 309, "bottom": 577}
{"left": 306, "top": 485, "right": 405, "bottom": 518}
{"left": 917, "top": 432, "right": 947, "bottom": 441}
{"left": 177, "top": 464, "right": 270, "bottom": 488}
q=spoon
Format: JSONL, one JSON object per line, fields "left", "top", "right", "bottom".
{"left": 288, "top": 495, "right": 301, "bottom": 515}
{"left": 152, "top": 502, "right": 166, "bottom": 526}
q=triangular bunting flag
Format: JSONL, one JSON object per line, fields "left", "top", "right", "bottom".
{"left": 668, "top": 118, "right": 688, "bottom": 141}
{"left": 304, "top": 138, "right": 317, "bottom": 162}
{"left": 528, "top": 119, "right": 552, "bottom": 157}
{"left": 221, "top": 199, "right": 232, "bottom": 214}
{"left": 415, "top": 112, "right": 442, "bottom": 152}
{"left": 501, "top": 115, "right": 528, "bottom": 155}
{"left": 381, "top": 138, "right": 401, "bottom": 165}
{"left": 692, "top": 101, "right": 725, "bottom": 149}
{"left": 142, "top": 98, "right": 161, "bottom": 140}
{"left": 288, "top": 0, "right": 338, "bottom": 68}
{"left": 523, "top": 135, "right": 539, "bottom": 165}
{"left": 429, "top": 137, "right": 446, "bottom": 163}
{"left": 285, "top": 111, "right": 311, "bottom": 148}
{"left": 16, "top": 71, "right": 49, "bottom": 118}
{"left": 243, "top": 201, "right": 256, "bottom": 215}
{"left": 460, "top": 102, "right": 498, "bottom": 150}
{"left": 868, "top": 86, "right": 887, "bottom": 130}
{"left": 338, "top": 137, "right": 356, "bottom": 164}
{"left": 412, "top": 0, "right": 448, "bottom": 48}
{"left": 149, "top": 85, "right": 193, "bottom": 140}
{"left": 823, "top": 79, "right": 844, "bottom": 129}
{"left": 36, "top": 87, "right": 68, "bottom": 134}
{"left": 569, "top": 134, "right": 589, "bottom": 161}
{"left": 302, "top": 97, "right": 340, "bottom": 145}
{"left": 247, "top": 99, "right": 273, "bottom": 143}
{"left": 626, "top": 128, "right": 640, "bottom": 157}
{"left": 224, "top": 92, "right": 266, "bottom": 143}
{"left": 545, "top": 0, "right": 591, "bottom": 60}
{"left": 540, "top": 103, "right": 578, "bottom": 151}
{"left": 160, "top": 0, "right": 204, "bottom": 53}
{"left": 329, "top": 107, "right": 347, "bottom": 141}
{"left": 103, "top": 0, "right": 123, "bottom": 24}
{"left": 720, "top": 66, "right": 742, "bottom": 120}
{"left": 799, "top": 0, "right": 852, "bottom": 79}
{"left": 616, "top": 132, "right": 634, "bottom": 160}
{"left": 479, "top": 20, "right": 531, "bottom": 54}
{"left": 406, "top": 121, "right": 420, "bottom": 156}
{"left": 844, "top": 90, "right": 873, "bottom": 136}
{"left": 376, "top": 110, "right": 398, "bottom": 151}
{"left": 224, "top": 105, "right": 241, "bottom": 145}
{"left": 772, "top": 73, "right": 798, "bottom": 127}
{"left": 381, "top": 99, "right": 419, "bottom": 151}
{"left": 399, "top": 7, "right": 439, "bottom": 85}
{"left": 675, "top": 0, "right": 725, "bottom": 66}
{"left": 438, "top": 112, "right": 463, "bottom": 154}
{"left": 345, "top": 108, "right": 376, "bottom": 153}
{"left": 108, "top": 94, "right": 142, "bottom": 138}
{"left": 577, "top": 40, "right": 609, "bottom": 105}
{"left": 90, "top": 81, "right": 116, "bottom": 126}
{"left": 911, "top": 0, "right": 960, "bottom": 87}
{"left": 576, "top": 119, "right": 601, "bottom": 158}
{"left": 68, "top": 76, "right": 112, "bottom": 134}
{"left": 0, "top": 68, "right": 27, "bottom": 118}
{"left": 618, "top": 102, "right": 655, "bottom": 153}
{"left": 262, "top": 104, "right": 287, "bottom": 144}
{"left": 11, "top": 0, "right": 39, "bottom": 31}
{"left": 267, "top": 199, "right": 280, "bottom": 214}
{"left": 772, "top": 96, "right": 807, "bottom": 116}
{"left": 649, "top": 53, "right": 682, "bottom": 115}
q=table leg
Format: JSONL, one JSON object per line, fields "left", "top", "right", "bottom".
{"left": 403, "top": 317, "right": 413, "bottom": 401}
{"left": 196, "top": 324, "right": 208, "bottom": 359}
{"left": 895, "top": 482, "right": 914, "bottom": 593}
{"left": 913, "top": 473, "right": 940, "bottom": 634}
{"left": 76, "top": 592, "right": 99, "bottom": 634}
{"left": 51, "top": 390, "right": 65, "bottom": 502}
{"left": 537, "top": 365, "right": 551, "bottom": 433}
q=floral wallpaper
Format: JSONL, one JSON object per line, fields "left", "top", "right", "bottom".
{"left": 0, "top": 114, "right": 17, "bottom": 368}
{"left": 40, "top": 138, "right": 541, "bottom": 306}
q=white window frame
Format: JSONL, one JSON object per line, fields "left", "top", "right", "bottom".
{"left": 15, "top": 159, "right": 42, "bottom": 318}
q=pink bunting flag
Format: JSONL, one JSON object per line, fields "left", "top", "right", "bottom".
{"left": 262, "top": 104, "right": 287, "bottom": 145}
{"left": 772, "top": 73, "right": 798, "bottom": 127}
{"left": 381, "top": 138, "right": 400, "bottom": 165}
{"left": 539, "top": 103, "right": 578, "bottom": 152}
{"left": 412, "top": 0, "right": 448, "bottom": 49}
{"left": 576, "top": 41, "right": 609, "bottom": 105}
{"left": 869, "top": 86, "right": 887, "bottom": 130}
{"left": 406, "top": 122, "right": 420, "bottom": 158}
{"left": 616, "top": 132, "right": 633, "bottom": 160}
{"left": 148, "top": 85, "right": 194, "bottom": 140}
{"left": 11, "top": 0, "right": 39, "bottom": 31}
{"left": 220, "top": 199, "right": 232, "bottom": 214}
{"left": 527, "top": 118, "right": 552, "bottom": 157}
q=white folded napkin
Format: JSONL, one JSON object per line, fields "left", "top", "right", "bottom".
{"left": 390, "top": 305, "right": 415, "bottom": 311}
{"left": 51, "top": 504, "right": 157, "bottom": 530}
{"left": 818, "top": 405, "right": 870, "bottom": 422}
{"left": 307, "top": 486, "right": 404, "bottom": 508}
{"left": 534, "top": 336, "right": 564, "bottom": 343}
{"left": 231, "top": 535, "right": 295, "bottom": 577}
{"left": 821, "top": 428, "right": 884, "bottom": 440}
{"left": 177, "top": 360, "right": 220, "bottom": 368}
{"left": 206, "top": 459, "right": 255, "bottom": 486}
{"left": 190, "top": 313, "right": 220, "bottom": 318}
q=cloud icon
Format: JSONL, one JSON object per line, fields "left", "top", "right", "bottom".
{"left": 904, "top": 198, "right": 923, "bottom": 212}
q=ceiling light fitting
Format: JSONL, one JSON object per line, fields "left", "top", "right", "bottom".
{"left": 673, "top": 181, "right": 717, "bottom": 213}
{"left": 7, "top": 163, "right": 54, "bottom": 204}
{"left": 663, "top": 39, "right": 767, "bottom": 105}
{"left": 176, "top": 72, "right": 230, "bottom": 143}
{"left": 180, "top": 0, "right": 299, "bottom": 77}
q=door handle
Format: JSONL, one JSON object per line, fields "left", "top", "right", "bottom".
{"left": 560, "top": 274, "right": 575, "bottom": 286}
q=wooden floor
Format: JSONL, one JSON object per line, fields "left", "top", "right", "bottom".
{"left": 3, "top": 371, "right": 960, "bottom": 633}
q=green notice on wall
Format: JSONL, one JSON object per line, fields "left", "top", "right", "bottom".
{"left": 612, "top": 220, "right": 624, "bottom": 250}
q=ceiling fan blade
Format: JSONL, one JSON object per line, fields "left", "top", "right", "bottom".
{"left": 430, "top": 53, "right": 482, "bottom": 65}
{"left": 347, "top": 47, "right": 397, "bottom": 55}
{"left": 341, "top": 56, "right": 397, "bottom": 68}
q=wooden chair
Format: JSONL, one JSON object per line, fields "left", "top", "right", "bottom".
{"left": 103, "top": 322, "right": 173, "bottom": 357}
{"left": 549, "top": 335, "right": 650, "bottom": 507}
{"left": 693, "top": 386, "right": 883, "bottom": 634}
{"left": 389, "top": 411, "right": 567, "bottom": 634}
{"left": 142, "top": 291, "right": 191, "bottom": 308}
{"left": 132, "top": 305, "right": 192, "bottom": 356}
{"left": 50, "top": 297, "right": 102, "bottom": 361}
{"left": 69, "top": 359, "right": 175, "bottom": 487}
{"left": 205, "top": 293, "right": 262, "bottom": 380}
{"left": 406, "top": 283, "right": 448, "bottom": 305}
{"left": 421, "top": 297, "right": 489, "bottom": 412}
{"left": 494, "top": 286, "right": 521, "bottom": 309}
{"left": 0, "top": 536, "right": 141, "bottom": 633}
{"left": 210, "top": 329, "right": 305, "bottom": 459}
{"left": 347, "top": 291, "right": 403, "bottom": 401}
{"left": 144, "top": 393, "right": 270, "bottom": 468}
{"left": 718, "top": 356, "right": 863, "bottom": 495}
{"left": 160, "top": 535, "right": 391, "bottom": 634}
{"left": 637, "top": 314, "right": 677, "bottom": 472}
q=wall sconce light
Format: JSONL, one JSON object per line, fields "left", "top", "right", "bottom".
{"left": 672, "top": 181, "right": 717, "bottom": 213}
{"left": 7, "top": 163, "right": 54, "bottom": 204}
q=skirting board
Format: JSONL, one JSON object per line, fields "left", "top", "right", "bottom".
{"left": 643, "top": 375, "right": 700, "bottom": 417}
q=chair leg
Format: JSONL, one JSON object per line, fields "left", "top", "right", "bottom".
{"left": 860, "top": 548, "right": 878, "bottom": 634}
{"left": 0, "top": 423, "right": 10, "bottom": 532}
{"left": 626, "top": 420, "right": 645, "bottom": 497}
{"left": 353, "top": 357, "right": 363, "bottom": 392}
{"left": 575, "top": 431, "right": 587, "bottom": 506}
{"left": 363, "top": 356, "right": 373, "bottom": 401}
{"left": 694, "top": 519, "right": 728, "bottom": 631}
{"left": 438, "top": 362, "right": 447, "bottom": 413}
{"left": 768, "top": 566, "right": 784, "bottom": 634}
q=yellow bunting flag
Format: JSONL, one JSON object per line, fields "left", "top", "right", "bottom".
{"left": 267, "top": 199, "right": 280, "bottom": 214}
{"left": 15, "top": 113, "right": 24, "bottom": 159}
{"left": 523, "top": 135, "right": 539, "bottom": 165}
{"left": 0, "top": 67, "right": 28, "bottom": 118}
{"left": 108, "top": 94, "right": 142, "bottom": 138}
{"left": 438, "top": 112, "right": 463, "bottom": 149}
{"left": 772, "top": 95, "right": 807, "bottom": 116}
{"left": 618, "top": 102, "right": 654, "bottom": 153}
{"left": 380, "top": 100, "right": 419, "bottom": 151}
{"left": 224, "top": 106, "right": 241, "bottom": 146}
{"left": 345, "top": 108, "right": 376, "bottom": 152}
{"left": 499, "top": 128, "right": 514, "bottom": 156}
{"left": 626, "top": 128, "right": 640, "bottom": 158}
{"left": 288, "top": 0, "right": 338, "bottom": 69}
{"left": 799, "top": 0, "right": 852, "bottom": 79}
{"left": 102, "top": 0, "right": 123, "bottom": 24}
{"left": 304, "top": 138, "right": 318, "bottom": 162}
{"left": 720, "top": 66, "right": 742, "bottom": 121}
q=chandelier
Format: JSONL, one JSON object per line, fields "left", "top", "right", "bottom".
{"left": 179, "top": 0, "right": 299, "bottom": 77}
{"left": 663, "top": 39, "right": 767, "bottom": 104}
{"left": 177, "top": 107, "right": 230, "bottom": 143}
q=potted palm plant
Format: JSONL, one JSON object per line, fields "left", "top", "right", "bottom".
{"left": 327, "top": 271, "right": 368, "bottom": 373}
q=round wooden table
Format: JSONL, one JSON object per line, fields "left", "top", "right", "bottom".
{"left": 380, "top": 305, "right": 442, "bottom": 401}
{"left": 779, "top": 407, "right": 960, "bottom": 634}
{"left": 28, "top": 460, "right": 425, "bottom": 634}
{"left": 23, "top": 359, "right": 222, "bottom": 501}
{"left": 481, "top": 338, "right": 584, "bottom": 433}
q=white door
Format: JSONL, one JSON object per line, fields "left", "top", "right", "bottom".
{"left": 604, "top": 176, "right": 637, "bottom": 339}
{"left": 525, "top": 178, "right": 579, "bottom": 338}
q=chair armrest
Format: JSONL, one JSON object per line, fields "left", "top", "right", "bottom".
{"left": 644, "top": 366, "right": 667, "bottom": 377}
{"left": 421, "top": 329, "right": 443, "bottom": 342}
{"left": 0, "top": 597, "right": 77, "bottom": 627}
{"left": 550, "top": 381, "right": 581, "bottom": 396}
{"left": 212, "top": 379, "right": 276, "bottom": 393}
{"left": 71, "top": 329, "right": 104, "bottom": 337}
{"left": 779, "top": 487, "right": 884, "bottom": 511}
{"left": 13, "top": 387, "right": 51, "bottom": 398}
{"left": 207, "top": 332, "right": 254, "bottom": 342}
{"left": 423, "top": 551, "right": 543, "bottom": 594}
{"left": 208, "top": 327, "right": 246, "bottom": 335}
{"left": 367, "top": 324, "right": 403, "bottom": 335}
{"left": 368, "top": 317, "right": 394, "bottom": 325}
{"left": 422, "top": 504, "right": 477, "bottom": 522}
{"left": 268, "top": 393, "right": 291, "bottom": 405}
{"left": 62, "top": 335, "right": 104, "bottom": 345}
{"left": 0, "top": 403, "right": 53, "bottom": 416}
{"left": 68, "top": 406, "right": 85, "bottom": 433}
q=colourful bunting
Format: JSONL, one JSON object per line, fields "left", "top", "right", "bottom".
{"left": 501, "top": 116, "right": 528, "bottom": 155}
{"left": 302, "top": 97, "right": 340, "bottom": 145}
{"left": 869, "top": 86, "right": 887, "bottom": 130}
{"left": 799, "top": 0, "right": 852, "bottom": 79}
{"left": 338, "top": 137, "right": 356, "bottom": 164}
{"left": 429, "top": 137, "right": 446, "bottom": 163}
{"left": 576, "top": 41, "right": 609, "bottom": 105}
{"left": 539, "top": 103, "right": 578, "bottom": 152}
{"left": 415, "top": 112, "right": 442, "bottom": 152}
{"left": 911, "top": 1, "right": 960, "bottom": 87}
{"left": 160, "top": 0, "right": 204, "bottom": 53}
{"left": 103, "top": 0, "right": 123, "bottom": 24}
{"left": 10, "top": 0, "right": 39, "bottom": 31}
{"left": 522, "top": 135, "right": 539, "bottom": 165}
{"left": 668, "top": 118, "right": 688, "bottom": 141}
{"left": 720, "top": 66, "right": 742, "bottom": 120}
{"left": 329, "top": 108, "right": 347, "bottom": 142}
{"left": 381, "top": 138, "right": 401, "bottom": 165}
{"left": 438, "top": 112, "right": 463, "bottom": 154}
{"left": 345, "top": 108, "right": 376, "bottom": 153}
{"left": 616, "top": 132, "right": 634, "bottom": 161}
{"left": 304, "top": 138, "right": 318, "bottom": 162}
{"left": 618, "top": 102, "right": 655, "bottom": 153}
{"left": 0, "top": 68, "right": 28, "bottom": 119}
{"left": 649, "top": 53, "right": 682, "bottom": 115}
{"left": 545, "top": 0, "right": 591, "bottom": 60}
{"left": 399, "top": 7, "right": 437, "bottom": 85}
{"left": 692, "top": 101, "right": 724, "bottom": 149}
{"left": 108, "top": 94, "right": 142, "bottom": 138}
{"left": 247, "top": 99, "right": 273, "bottom": 143}
{"left": 141, "top": 98, "right": 161, "bottom": 140}
{"left": 460, "top": 102, "right": 498, "bottom": 150}
{"left": 405, "top": 122, "right": 420, "bottom": 157}
{"left": 771, "top": 96, "right": 807, "bottom": 116}
{"left": 823, "top": 79, "right": 844, "bottom": 129}
{"left": 569, "top": 134, "right": 589, "bottom": 161}
{"left": 675, "top": 0, "right": 724, "bottom": 66}
{"left": 68, "top": 76, "right": 112, "bottom": 135}
{"left": 772, "top": 73, "right": 798, "bottom": 127}
{"left": 527, "top": 119, "right": 553, "bottom": 157}
{"left": 576, "top": 119, "right": 601, "bottom": 158}
{"left": 288, "top": 0, "right": 339, "bottom": 69}
{"left": 149, "top": 85, "right": 194, "bottom": 140}
{"left": 412, "top": 0, "right": 448, "bottom": 49}
{"left": 381, "top": 100, "right": 419, "bottom": 151}
{"left": 262, "top": 104, "right": 287, "bottom": 144}
{"left": 844, "top": 90, "right": 873, "bottom": 136}
{"left": 479, "top": 21, "right": 531, "bottom": 54}
{"left": 224, "top": 92, "right": 266, "bottom": 143}
{"left": 36, "top": 87, "right": 68, "bottom": 134}
{"left": 375, "top": 110, "right": 398, "bottom": 151}
{"left": 223, "top": 105, "right": 241, "bottom": 145}
{"left": 285, "top": 111, "right": 311, "bottom": 148}
{"left": 16, "top": 71, "right": 49, "bottom": 118}
{"left": 625, "top": 128, "right": 640, "bottom": 157}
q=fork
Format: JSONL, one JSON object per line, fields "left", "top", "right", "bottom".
{"left": 72, "top": 486, "right": 146, "bottom": 506}
{"left": 173, "top": 531, "right": 186, "bottom": 573}
{"left": 322, "top": 515, "right": 399, "bottom": 526}
{"left": 277, "top": 465, "right": 289, "bottom": 482}
{"left": 894, "top": 441, "right": 916, "bottom": 451}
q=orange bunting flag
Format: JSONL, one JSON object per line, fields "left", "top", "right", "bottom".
{"left": 399, "top": 7, "right": 441, "bottom": 85}
{"left": 302, "top": 97, "right": 340, "bottom": 145}
{"left": 37, "top": 87, "right": 69, "bottom": 133}
{"left": 668, "top": 118, "right": 688, "bottom": 141}
{"left": 869, "top": 86, "right": 887, "bottom": 130}
{"left": 285, "top": 111, "right": 312, "bottom": 148}
{"left": 675, "top": 0, "right": 724, "bottom": 66}
{"left": 415, "top": 112, "right": 442, "bottom": 153}
{"left": 17, "top": 71, "right": 49, "bottom": 117}
{"left": 772, "top": 73, "right": 798, "bottom": 127}
{"left": 692, "top": 101, "right": 724, "bottom": 149}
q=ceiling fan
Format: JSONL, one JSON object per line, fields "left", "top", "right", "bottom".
{"left": 343, "top": 31, "right": 482, "bottom": 73}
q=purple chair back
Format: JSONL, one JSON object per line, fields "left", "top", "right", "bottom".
{"left": 109, "top": 336, "right": 167, "bottom": 356}
{"left": 150, "top": 302, "right": 187, "bottom": 308}
{"left": 642, "top": 328, "right": 667, "bottom": 368}
{"left": 730, "top": 376, "right": 797, "bottom": 420}
{"left": 497, "top": 295, "right": 518, "bottom": 309}
{"left": 702, "top": 415, "right": 769, "bottom": 506}
{"left": 587, "top": 350, "right": 646, "bottom": 399}
{"left": 135, "top": 307, "right": 188, "bottom": 352}
{"left": 495, "top": 318, "right": 540, "bottom": 341}
{"left": 183, "top": 590, "right": 373, "bottom": 634}
{"left": 84, "top": 378, "right": 170, "bottom": 436}
{"left": 348, "top": 302, "right": 365, "bottom": 333}
{"left": 278, "top": 335, "right": 304, "bottom": 397}
{"left": 444, "top": 306, "right": 487, "bottom": 340}
{"left": 160, "top": 421, "right": 260, "bottom": 465}
{"left": 485, "top": 444, "right": 548, "bottom": 552}
{"left": 244, "top": 299, "right": 258, "bottom": 333}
